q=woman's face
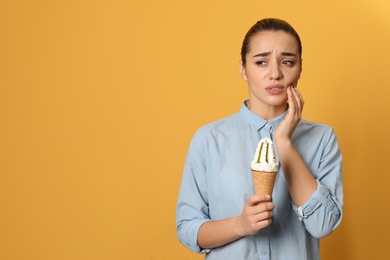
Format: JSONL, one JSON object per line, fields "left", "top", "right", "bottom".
{"left": 240, "top": 31, "right": 302, "bottom": 117}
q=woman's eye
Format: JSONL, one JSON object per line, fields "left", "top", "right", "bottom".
{"left": 255, "top": 60, "right": 267, "bottom": 66}
{"left": 283, "top": 60, "right": 295, "bottom": 66}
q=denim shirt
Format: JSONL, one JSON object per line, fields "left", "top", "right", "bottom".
{"left": 176, "top": 101, "right": 343, "bottom": 260}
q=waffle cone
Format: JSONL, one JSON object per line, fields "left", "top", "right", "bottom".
{"left": 252, "top": 170, "right": 277, "bottom": 196}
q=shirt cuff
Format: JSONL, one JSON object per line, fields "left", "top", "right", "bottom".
{"left": 297, "top": 205, "right": 305, "bottom": 221}
{"left": 178, "top": 219, "right": 211, "bottom": 253}
{"left": 293, "top": 180, "right": 331, "bottom": 221}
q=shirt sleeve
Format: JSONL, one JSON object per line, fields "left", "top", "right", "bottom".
{"left": 176, "top": 128, "right": 211, "bottom": 253}
{"left": 292, "top": 127, "right": 344, "bottom": 238}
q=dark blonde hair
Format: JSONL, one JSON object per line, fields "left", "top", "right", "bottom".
{"left": 241, "top": 18, "right": 302, "bottom": 65}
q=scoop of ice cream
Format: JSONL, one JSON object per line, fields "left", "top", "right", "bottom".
{"left": 251, "top": 138, "right": 278, "bottom": 172}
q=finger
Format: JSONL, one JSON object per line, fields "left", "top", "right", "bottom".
{"left": 253, "top": 200, "right": 275, "bottom": 213}
{"left": 254, "top": 203, "right": 275, "bottom": 220}
{"left": 256, "top": 214, "right": 273, "bottom": 229}
{"left": 295, "top": 87, "right": 305, "bottom": 112}
{"left": 294, "top": 87, "right": 304, "bottom": 105}
{"left": 287, "top": 86, "right": 297, "bottom": 114}
{"left": 291, "top": 88, "right": 302, "bottom": 116}
{"left": 247, "top": 194, "right": 271, "bottom": 206}
{"left": 257, "top": 194, "right": 271, "bottom": 203}
{"left": 256, "top": 201, "right": 275, "bottom": 212}
{"left": 290, "top": 87, "right": 303, "bottom": 116}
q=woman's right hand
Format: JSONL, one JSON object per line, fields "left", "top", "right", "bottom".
{"left": 236, "top": 195, "right": 275, "bottom": 236}
{"left": 197, "top": 194, "right": 275, "bottom": 249}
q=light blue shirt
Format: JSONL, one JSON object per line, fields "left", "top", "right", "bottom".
{"left": 176, "top": 101, "right": 343, "bottom": 260}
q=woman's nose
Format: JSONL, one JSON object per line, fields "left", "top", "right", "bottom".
{"left": 269, "top": 64, "right": 282, "bottom": 81}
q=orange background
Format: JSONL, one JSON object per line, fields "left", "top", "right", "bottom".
{"left": 1, "top": 0, "right": 389, "bottom": 259}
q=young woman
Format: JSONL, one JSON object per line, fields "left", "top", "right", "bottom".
{"left": 176, "top": 18, "right": 343, "bottom": 259}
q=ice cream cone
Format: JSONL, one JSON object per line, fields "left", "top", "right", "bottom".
{"left": 251, "top": 138, "right": 278, "bottom": 196}
{"left": 252, "top": 170, "right": 277, "bottom": 196}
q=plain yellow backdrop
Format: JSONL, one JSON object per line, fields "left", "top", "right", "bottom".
{"left": 1, "top": 0, "right": 389, "bottom": 259}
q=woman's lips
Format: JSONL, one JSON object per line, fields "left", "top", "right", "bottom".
{"left": 265, "top": 84, "right": 285, "bottom": 95}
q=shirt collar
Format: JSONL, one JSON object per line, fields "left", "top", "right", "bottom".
{"left": 239, "top": 100, "right": 288, "bottom": 131}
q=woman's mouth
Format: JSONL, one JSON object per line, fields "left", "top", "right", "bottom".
{"left": 265, "top": 84, "right": 285, "bottom": 95}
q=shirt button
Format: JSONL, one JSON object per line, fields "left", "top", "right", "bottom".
{"left": 261, "top": 249, "right": 268, "bottom": 255}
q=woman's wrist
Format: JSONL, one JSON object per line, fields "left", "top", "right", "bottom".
{"left": 234, "top": 215, "right": 247, "bottom": 238}
{"left": 274, "top": 136, "right": 293, "bottom": 151}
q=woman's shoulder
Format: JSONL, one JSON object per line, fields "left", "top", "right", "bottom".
{"left": 299, "top": 119, "right": 333, "bottom": 130}
{"left": 197, "top": 112, "right": 240, "bottom": 132}
{"left": 191, "top": 113, "right": 241, "bottom": 140}
{"left": 297, "top": 119, "right": 337, "bottom": 139}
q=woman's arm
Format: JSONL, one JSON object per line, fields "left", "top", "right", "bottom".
{"left": 274, "top": 86, "right": 343, "bottom": 238}
{"left": 177, "top": 129, "right": 274, "bottom": 252}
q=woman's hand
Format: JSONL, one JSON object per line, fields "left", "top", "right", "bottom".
{"left": 235, "top": 195, "right": 275, "bottom": 236}
{"left": 274, "top": 86, "right": 304, "bottom": 142}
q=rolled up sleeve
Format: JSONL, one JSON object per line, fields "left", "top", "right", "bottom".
{"left": 293, "top": 180, "right": 342, "bottom": 238}
{"left": 293, "top": 127, "right": 343, "bottom": 238}
{"left": 176, "top": 128, "right": 211, "bottom": 253}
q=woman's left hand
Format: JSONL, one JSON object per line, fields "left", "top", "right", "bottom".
{"left": 274, "top": 85, "right": 304, "bottom": 142}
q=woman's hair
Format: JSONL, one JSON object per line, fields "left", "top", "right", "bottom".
{"left": 240, "top": 18, "right": 302, "bottom": 65}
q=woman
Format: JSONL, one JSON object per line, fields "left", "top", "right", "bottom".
{"left": 176, "top": 18, "right": 343, "bottom": 259}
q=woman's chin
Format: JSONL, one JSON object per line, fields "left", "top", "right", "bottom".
{"left": 269, "top": 96, "right": 288, "bottom": 106}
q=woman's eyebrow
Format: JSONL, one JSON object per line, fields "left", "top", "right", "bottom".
{"left": 253, "top": 51, "right": 297, "bottom": 58}
{"left": 281, "top": 52, "right": 297, "bottom": 57}
{"left": 253, "top": 52, "right": 271, "bottom": 58}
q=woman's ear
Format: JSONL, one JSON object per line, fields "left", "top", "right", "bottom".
{"left": 300, "top": 58, "right": 303, "bottom": 72}
{"left": 298, "top": 58, "right": 303, "bottom": 79}
{"left": 239, "top": 61, "right": 247, "bottom": 80}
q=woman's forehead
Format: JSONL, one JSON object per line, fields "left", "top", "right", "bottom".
{"left": 249, "top": 31, "right": 300, "bottom": 54}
